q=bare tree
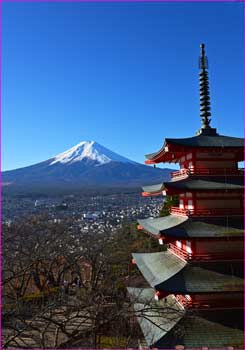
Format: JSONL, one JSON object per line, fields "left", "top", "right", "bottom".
{"left": 3, "top": 215, "right": 184, "bottom": 349}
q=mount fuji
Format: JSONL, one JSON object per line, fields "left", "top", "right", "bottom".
{"left": 49, "top": 141, "right": 137, "bottom": 166}
{"left": 3, "top": 141, "right": 172, "bottom": 192}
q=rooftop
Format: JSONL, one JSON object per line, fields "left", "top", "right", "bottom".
{"left": 164, "top": 175, "right": 244, "bottom": 191}
{"left": 138, "top": 215, "right": 244, "bottom": 238}
{"left": 132, "top": 250, "right": 244, "bottom": 293}
{"left": 145, "top": 134, "right": 244, "bottom": 163}
{"left": 127, "top": 287, "right": 244, "bottom": 348}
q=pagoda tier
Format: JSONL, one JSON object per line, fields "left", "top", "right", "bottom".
{"left": 142, "top": 175, "right": 244, "bottom": 194}
{"left": 127, "top": 275, "right": 243, "bottom": 310}
{"left": 145, "top": 134, "right": 244, "bottom": 164}
{"left": 142, "top": 176, "right": 244, "bottom": 195}
{"left": 137, "top": 215, "right": 244, "bottom": 238}
{"left": 127, "top": 287, "right": 244, "bottom": 349}
{"left": 132, "top": 251, "right": 243, "bottom": 295}
{"left": 142, "top": 177, "right": 244, "bottom": 218}
{"left": 137, "top": 216, "right": 244, "bottom": 261}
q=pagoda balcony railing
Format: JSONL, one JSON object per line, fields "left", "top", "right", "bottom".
{"left": 170, "top": 206, "right": 243, "bottom": 217}
{"left": 171, "top": 167, "right": 244, "bottom": 179}
{"left": 168, "top": 244, "right": 243, "bottom": 262}
{"left": 175, "top": 294, "right": 243, "bottom": 310}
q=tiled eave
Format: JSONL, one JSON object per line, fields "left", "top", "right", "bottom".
{"left": 145, "top": 135, "right": 244, "bottom": 164}
{"left": 142, "top": 176, "right": 244, "bottom": 196}
{"left": 132, "top": 250, "right": 244, "bottom": 294}
{"left": 137, "top": 215, "right": 244, "bottom": 239}
{"left": 127, "top": 287, "right": 244, "bottom": 348}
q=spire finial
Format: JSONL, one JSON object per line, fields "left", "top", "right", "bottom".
{"left": 197, "top": 43, "right": 217, "bottom": 136}
{"left": 199, "top": 43, "right": 208, "bottom": 70}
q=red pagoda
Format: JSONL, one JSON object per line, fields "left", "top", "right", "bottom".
{"left": 128, "top": 44, "right": 244, "bottom": 348}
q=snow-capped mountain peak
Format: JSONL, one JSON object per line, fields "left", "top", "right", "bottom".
{"left": 49, "top": 141, "right": 136, "bottom": 166}
{"left": 3, "top": 140, "right": 172, "bottom": 190}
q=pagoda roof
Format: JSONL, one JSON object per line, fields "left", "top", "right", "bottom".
{"left": 142, "top": 176, "right": 244, "bottom": 195}
{"left": 165, "top": 134, "right": 244, "bottom": 148}
{"left": 138, "top": 215, "right": 244, "bottom": 238}
{"left": 165, "top": 175, "right": 244, "bottom": 191}
{"left": 127, "top": 287, "right": 244, "bottom": 348}
{"left": 127, "top": 288, "right": 184, "bottom": 346}
{"left": 133, "top": 250, "right": 186, "bottom": 286}
{"left": 132, "top": 250, "right": 243, "bottom": 293}
{"left": 142, "top": 183, "right": 164, "bottom": 195}
{"left": 145, "top": 134, "right": 244, "bottom": 161}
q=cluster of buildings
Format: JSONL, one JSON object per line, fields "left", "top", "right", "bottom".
{"left": 3, "top": 192, "right": 163, "bottom": 235}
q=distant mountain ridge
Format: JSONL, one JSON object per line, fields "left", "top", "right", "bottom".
{"left": 3, "top": 141, "right": 173, "bottom": 191}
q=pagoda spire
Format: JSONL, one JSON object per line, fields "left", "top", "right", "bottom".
{"left": 197, "top": 43, "right": 217, "bottom": 135}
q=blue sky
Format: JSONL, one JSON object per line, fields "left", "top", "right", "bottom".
{"left": 2, "top": 1, "right": 244, "bottom": 171}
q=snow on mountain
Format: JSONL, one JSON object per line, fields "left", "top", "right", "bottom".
{"left": 49, "top": 141, "right": 136, "bottom": 166}
{"left": 3, "top": 140, "right": 173, "bottom": 191}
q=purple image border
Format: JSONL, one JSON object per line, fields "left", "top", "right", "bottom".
{"left": 0, "top": 2, "right": 2, "bottom": 350}
{"left": 1, "top": 0, "right": 244, "bottom": 2}
{"left": 0, "top": 0, "right": 244, "bottom": 349}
